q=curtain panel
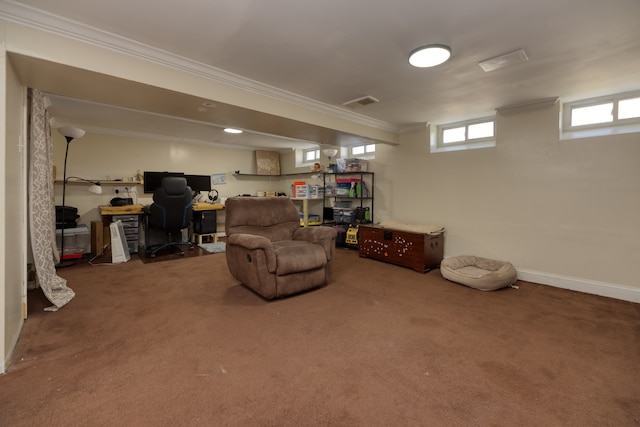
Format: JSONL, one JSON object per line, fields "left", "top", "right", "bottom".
{"left": 28, "top": 88, "right": 75, "bottom": 311}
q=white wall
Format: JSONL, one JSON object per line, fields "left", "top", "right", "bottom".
{"left": 52, "top": 133, "right": 315, "bottom": 232}
{"left": 2, "top": 34, "right": 27, "bottom": 373}
{"left": 56, "top": 104, "right": 640, "bottom": 301}
{"left": 372, "top": 104, "right": 640, "bottom": 299}
{"left": 3, "top": 17, "right": 639, "bottom": 375}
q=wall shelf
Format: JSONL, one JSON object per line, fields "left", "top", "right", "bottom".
{"left": 233, "top": 172, "right": 321, "bottom": 178}
{"left": 55, "top": 179, "right": 143, "bottom": 185}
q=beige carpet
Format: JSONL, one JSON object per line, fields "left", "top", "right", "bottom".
{"left": 1, "top": 248, "right": 639, "bottom": 426}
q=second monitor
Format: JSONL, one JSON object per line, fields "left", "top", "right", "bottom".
{"left": 143, "top": 171, "right": 212, "bottom": 194}
{"left": 185, "top": 174, "right": 212, "bottom": 193}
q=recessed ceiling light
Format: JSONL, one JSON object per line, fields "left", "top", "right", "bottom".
{"left": 408, "top": 44, "right": 451, "bottom": 68}
{"left": 224, "top": 128, "right": 243, "bottom": 134}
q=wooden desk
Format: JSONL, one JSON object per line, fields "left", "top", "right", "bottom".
{"left": 98, "top": 205, "right": 145, "bottom": 255}
{"left": 99, "top": 203, "right": 223, "bottom": 215}
{"left": 99, "top": 204, "right": 145, "bottom": 216}
{"left": 192, "top": 202, "right": 224, "bottom": 212}
{"left": 97, "top": 203, "right": 225, "bottom": 254}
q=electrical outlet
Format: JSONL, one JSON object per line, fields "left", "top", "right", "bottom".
{"left": 113, "top": 186, "right": 127, "bottom": 195}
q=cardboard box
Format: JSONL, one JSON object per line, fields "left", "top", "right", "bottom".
{"left": 91, "top": 221, "right": 103, "bottom": 256}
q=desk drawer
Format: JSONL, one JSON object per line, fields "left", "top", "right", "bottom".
{"left": 112, "top": 214, "right": 139, "bottom": 253}
{"left": 113, "top": 214, "right": 139, "bottom": 227}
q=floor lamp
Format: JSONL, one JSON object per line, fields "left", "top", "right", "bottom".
{"left": 57, "top": 126, "right": 95, "bottom": 268}
{"left": 322, "top": 148, "right": 339, "bottom": 173}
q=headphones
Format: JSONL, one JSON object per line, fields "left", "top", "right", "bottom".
{"left": 207, "top": 189, "right": 219, "bottom": 203}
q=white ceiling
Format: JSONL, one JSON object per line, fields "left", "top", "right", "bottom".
{"left": 2, "top": 0, "right": 640, "bottom": 150}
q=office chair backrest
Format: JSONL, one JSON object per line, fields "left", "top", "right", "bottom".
{"left": 149, "top": 176, "right": 193, "bottom": 231}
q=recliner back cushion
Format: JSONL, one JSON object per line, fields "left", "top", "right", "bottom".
{"left": 225, "top": 197, "right": 300, "bottom": 241}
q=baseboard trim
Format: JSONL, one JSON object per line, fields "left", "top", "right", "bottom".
{"left": 517, "top": 269, "right": 640, "bottom": 303}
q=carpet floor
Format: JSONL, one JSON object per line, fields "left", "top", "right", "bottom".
{"left": 1, "top": 249, "right": 639, "bottom": 426}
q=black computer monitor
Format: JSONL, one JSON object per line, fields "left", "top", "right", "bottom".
{"left": 185, "top": 174, "right": 212, "bottom": 192}
{"left": 143, "top": 171, "right": 185, "bottom": 194}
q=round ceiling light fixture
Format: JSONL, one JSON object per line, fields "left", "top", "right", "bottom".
{"left": 224, "top": 128, "right": 243, "bottom": 134}
{"left": 408, "top": 44, "right": 452, "bottom": 68}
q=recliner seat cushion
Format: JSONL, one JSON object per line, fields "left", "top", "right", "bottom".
{"left": 440, "top": 255, "right": 517, "bottom": 291}
{"left": 273, "top": 241, "right": 327, "bottom": 276}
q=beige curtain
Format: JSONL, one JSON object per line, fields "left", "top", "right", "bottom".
{"left": 28, "top": 88, "right": 75, "bottom": 311}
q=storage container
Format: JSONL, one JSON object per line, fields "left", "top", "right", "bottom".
{"left": 292, "top": 184, "right": 308, "bottom": 198}
{"left": 359, "top": 225, "right": 444, "bottom": 273}
{"left": 299, "top": 213, "right": 321, "bottom": 225}
{"left": 333, "top": 208, "right": 355, "bottom": 223}
{"left": 56, "top": 224, "right": 91, "bottom": 255}
{"left": 336, "top": 158, "right": 368, "bottom": 172}
{"left": 113, "top": 214, "right": 140, "bottom": 253}
{"left": 309, "top": 185, "right": 324, "bottom": 198}
{"left": 334, "top": 200, "right": 353, "bottom": 208}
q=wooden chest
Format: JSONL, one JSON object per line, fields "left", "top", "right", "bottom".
{"left": 359, "top": 225, "right": 444, "bottom": 273}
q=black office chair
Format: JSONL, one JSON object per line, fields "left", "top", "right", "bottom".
{"left": 144, "top": 176, "right": 194, "bottom": 257}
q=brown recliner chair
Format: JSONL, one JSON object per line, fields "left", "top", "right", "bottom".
{"left": 225, "top": 196, "right": 337, "bottom": 299}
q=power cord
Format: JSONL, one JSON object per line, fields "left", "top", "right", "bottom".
{"left": 88, "top": 242, "right": 121, "bottom": 266}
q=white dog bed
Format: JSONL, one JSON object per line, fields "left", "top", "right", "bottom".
{"left": 440, "top": 255, "right": 517, "bottom": 291}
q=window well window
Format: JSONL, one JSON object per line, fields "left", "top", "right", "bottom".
{"left": 304, "top": 148, "right": 320, "bottom": 163}
{"left": 562, "top": 90, "right": 640, "bottom": 139}
{"left": 350, "top": 144, "right": 375, "bottom": 157}
{"left": 618, "top": 97, "right": 640, "bottom": 120}
{"left": 431, "top": 117, "right": 496, "bottom": 153}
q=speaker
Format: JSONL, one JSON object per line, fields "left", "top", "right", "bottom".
{"left": 193, "top": 210, "right": 217, "bottom": 234}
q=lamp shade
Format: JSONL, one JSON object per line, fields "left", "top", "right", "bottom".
{"left": 322, "top": 149, "right": 338, "bottom": 159}
{"left": 88, "top": 183, "right": 102, "bottom": 194}
{"left": 58, "top": 126, "right": 86, "bottom": 140}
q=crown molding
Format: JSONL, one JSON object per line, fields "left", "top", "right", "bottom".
{"left": 0, "top": 1, "right": 399, "bottom": 135}
{"left": 399, "top": 123, "right": 429, "bottom": 134}
{"left": 496, "top": 97, "right": 559, "bottom": 116}
{"left": 49, "top": 118, "right": 269, "bottom": 152}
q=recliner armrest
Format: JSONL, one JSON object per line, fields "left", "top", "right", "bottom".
{"left": 293, "top": 227, "right": 337, "bottom": 260}
{"left": 226, "top": 233, "right": 277, "bottom": 272}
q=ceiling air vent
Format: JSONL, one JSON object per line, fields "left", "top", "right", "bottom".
{"left": 478, "top": 49, "right": 528, "bottom": 72}
{"left": 342, "top": 95, "right": 380, "bottom": 109}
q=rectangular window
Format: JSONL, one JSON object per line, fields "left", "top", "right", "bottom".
{"left": 618, "top": 97, "right": 640, "bottom": 120}
{"left": 350, "top": 144, "right": 375, "bottom": 157}
{"left": 432, "top": 117, "right": 496, "bottom": 152}
{"left": 562, "top": 90, "right": 640, "bottom": 139}
{"left": 468, "top": 121, "right": 495, "bottom": 139}
{"left": 304, "top": 148, "right": 320, "bottom": 162}
{"left": 442, "top": 127, "right": 465, "bottom": 144}
{"left": 571, "top": 103, "right": 613, "bottom": 126}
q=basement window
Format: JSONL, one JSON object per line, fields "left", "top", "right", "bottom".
{"left": 304, "top": 148, "right": 320, "bottom": 163}
{"left": 350, "top": 144, "right": 376, "bottom": 158}
{"left": 562, "top": 90, "right": 640, "bottom": 139}
{"left": 431, "top": 117, "right": 496, "bottom": 153}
